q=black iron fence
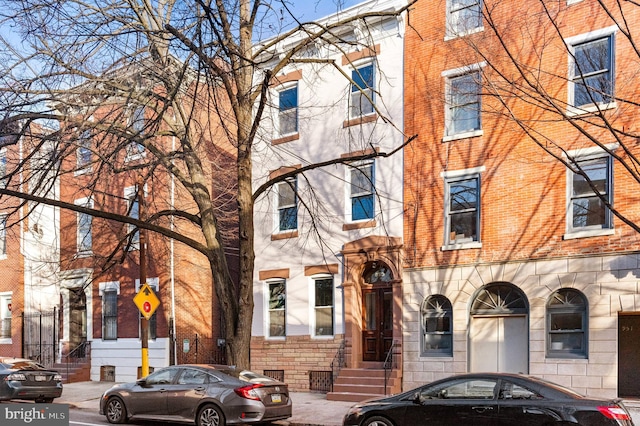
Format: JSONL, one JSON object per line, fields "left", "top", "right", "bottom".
{"left": 172, "top": 332, "right": 226, "bottom": 365}
{"left": 22, "top": 308, "right": 59, "bottom": 367}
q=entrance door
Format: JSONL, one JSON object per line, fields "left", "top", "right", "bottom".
{"left": 362, "top": 287, "right": 393, "bottom": 361}
{"left": 469, "top": 316, "right": 528, "bottom": 373}
{"left": 618, "top": 314, "right": 640, "bottom": 397}
{"left": 69, "top": 288, "right": 87, "bottom": 355}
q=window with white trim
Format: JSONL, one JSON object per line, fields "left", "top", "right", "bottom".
{"left": 421, "top": 295, "right": 453, "bottom": 356}
{"left": 100, "top": 282, "right": 119, "bottom": 340}
{"left": 77, "top": 130, "right": 92, "bottom": 171}
{"left": 447, "top": 0, "right": 483, "bottom": 37}
{"left": 547, "top": 288, "right": 588, "bottom": 358}
{"left": 313, "top": 276, "right": 334, "bottom": 336}
{"left": 567, "top": 28, "right": 615, "bottom": 112}
{"left": 0, "top": 293, "right": 11, "bottom": 339}
{"left": 278, "top": 84, "right": 298, "bottom": 136}
{"left": 0, "top": 214, "right": 6, "bottom": 256}
{"left": 445, "top": 70, "right": 481, "bottom": 137}
{"left": 348, "top": 161, "right": 375, "bottom": 221}
{"left": 349, "top": 63, "right": 375, "bottom": 118}
{"left": 566, "top": 153, "right": 612, "bottom": 235}
{"left": 268, "top": 280, "right": 286, "bottom": 337}
{"left": 124, "top": 186, "right": 140, "bottom": 249}
{"left": 444, "top": 172, "right": 480, "bottom": 246}
{"left": 0, "top": 149, "right": 7, "bottom": 185}
{"left": 126, "top": 105, "right": 146, "bottom": 161}
{"left": 276, "top": 177, "right": 297, "bottom": 232}
{"left": 75, "top": 197, "right": 92, "bottom": 255}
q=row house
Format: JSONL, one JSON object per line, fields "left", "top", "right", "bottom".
{"left": 53, "top": 62, "right": 235, "bottom": 382}
{"left": 404, "top": 0, "right": 640, "bottom": 399}
{"left": 251, "top": 0, "right": 408, "bottom": 395}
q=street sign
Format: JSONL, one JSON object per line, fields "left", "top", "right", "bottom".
{"left": 133, "top": 283, "right": 160, "bottom": 320}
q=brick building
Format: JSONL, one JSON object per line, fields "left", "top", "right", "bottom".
{"left": 403, "top": 0, "right": 640, "bottom": 398}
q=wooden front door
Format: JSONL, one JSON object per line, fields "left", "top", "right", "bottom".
{"left": 618, "top": 313, "right": 640, "bottom": 397}
{"left": 362, "top": 287, "right": 393, "bottom": 362}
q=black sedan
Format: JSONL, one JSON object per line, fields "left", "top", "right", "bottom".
{"left": 343, "top": 373, "right": 634, "bottom": 426}
{"left": 0, "top": 357, "right": 63, "bottom": 403}
{"left": 99, "top": 364, "right": 291, "bottom": 425}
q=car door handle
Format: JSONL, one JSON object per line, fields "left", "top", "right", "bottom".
{"left": 523, "top": 407, "right": 545, "bottom": 415}
{"left": 194, "top": 386, "right": 206, "bottom": 392}
{"left": 472, "top": 406, "right": 494, "bottom": 413}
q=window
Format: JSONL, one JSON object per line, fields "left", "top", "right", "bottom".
{"left": 126, "top": 106, "right": 146, "bottom": 160}
{"left": 278, "top": 85, "right": 298, "bottom": 136}
{"left": 547, "top": 288, "right": 588, "bottom": 358}
{"left": 446, "top": 71, "right": 481, "bottom": 137}
{"left": 76, "top": 198, "right": 92, "bottom": 255}
{"left": 567, "top": 155, "right": 612, "bottom": 234}
{"left": 350, "top": 63, "right": 375, "bottom": 118}
{"left": 314, "top": 277, "right": 334, "bottom": 336}
{"left": 419, "top": 378, "right": 497, "bottom": 400}
{"left": 268, "top": 280, "right": 286, "bottom": 337}
{"left": 421, "top": 295, "right": 453, "bottom": 356}
{"left": 0, "top": 150, "right": 6, "bottom": 184}
{"left": 444, "top": 171, "right": 481, "bottom": 247}
{"left": 145, "top": 367, "right": 179, "bottom": 385}
{"left": 0, "top": 214, "right": 6, "bottom": 256}
{"left": 125, "top": 186, "right": 140, "bottom": 249}
{"left": 568, "top": 30, "right": 614, "bottom": 110}
{"left": 76, "top": 130, "right": 92, "bottom": 171}
{"left": 447, "top": 0, "right": 483, "bottom": 37}
{"left": 0, "top": 293, "right": 11, "bottom": 339}
{"left": 102, "top": 289, "right": 118, "bottom": 340}
{"left": 349, "top": 162, "right": 375, "bottom": 221}
{"left": 276, "top": 177, "right": 297, "bottom": 232}
{"left": 178, "top": 368, "right": 208, "bottom": 385}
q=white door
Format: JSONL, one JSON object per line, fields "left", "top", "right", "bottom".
{"left": 469, "top": 316, "right": 528, "bottom": 373}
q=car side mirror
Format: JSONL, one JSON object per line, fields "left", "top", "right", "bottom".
{"left": 412, "top": 392, "right": 421, "bottom": 404}
{"left": 136, "top": 378, "right": 147, "bottom": 387}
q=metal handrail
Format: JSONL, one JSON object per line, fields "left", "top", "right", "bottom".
{"left": 383, "top": 340, "right": 398, "bottom": 395}
{"left": 63, "top": 341, "right": 91, "bottom": 379}
{"left": 330, "top": 340, "right": 346, "bottom": 392}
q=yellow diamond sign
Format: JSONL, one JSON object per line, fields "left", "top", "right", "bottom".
{"left": 133, "top": 283, "right": 160, "bottom": 320}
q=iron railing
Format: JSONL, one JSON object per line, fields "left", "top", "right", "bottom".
{"left": 62, "top": 341, "right": 91, "bottom": 379}
{"left": 330, "top": 339, "right": 346, "bottom": 392}
{"left": 383, "top": 340, "right": 399, "bottom": 395}
{"left": 22, "top": 309, "right": 58, "bottom": 367}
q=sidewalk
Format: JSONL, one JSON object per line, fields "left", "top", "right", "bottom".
{"left": 58, "top": 381, "right": 354, "bottom": 426}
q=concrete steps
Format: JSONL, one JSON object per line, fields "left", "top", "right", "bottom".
{"left": 327, "top": 367, "right": 401, "bottom": 402}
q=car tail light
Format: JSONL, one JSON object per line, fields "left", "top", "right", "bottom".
{"left": 234, "top": 383, "right": 265, "bottom": 400}
{"left": 6, "top": 373, "right": 27, "bottom": 381}
{"left": 53, "top": 373, "right": 62, "bottom": 381}
{"left": 597, "top": 405, "right": 631, "bottom": 420}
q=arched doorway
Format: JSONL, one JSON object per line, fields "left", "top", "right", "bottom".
{"left": 469, "top": 282, "right": 529, "bottom": 373}
{"left": 361, "top": 261, "right": 393, "bottom": 362}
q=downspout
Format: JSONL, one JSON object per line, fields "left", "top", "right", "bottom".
{"left": 170, "top": 133, "right": 177, "bottom": 365}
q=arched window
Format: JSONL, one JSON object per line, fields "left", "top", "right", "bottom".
{"left": 547, "top": 288, "right": 588, "bottom": 358}
{"left": 421, "top": 295, "right": 452, "bottom": 356}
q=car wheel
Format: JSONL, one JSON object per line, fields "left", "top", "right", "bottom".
{"left": 105, "top": 396, "right": 128, "bottom": 424}
{"left": 41, "top": 398, "right": 54, "bottom": 403}
{"left": 197, "top": 403, "right": 225, "bottom": 426}
{"left": 362, "top": 416, "right": 394, "bottom": 426}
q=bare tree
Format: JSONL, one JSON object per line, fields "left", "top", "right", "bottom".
{"left": 0, "top": 0, "right": 415, "bottom": 369}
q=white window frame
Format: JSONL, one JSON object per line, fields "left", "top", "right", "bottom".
{"left": 0, "top": 148, "right": 7, "bottom": 185}
{"left": 348, "top": 61, "right": 376, "bottom": 119}
{"left": 346, "top": 161, "right": 375, "bottom": 223}
{"left": 274, "top": 177, "right": 298, "bottom": 233}
{"left": 441, "top": 166, "right": 485, "bottom": 250}
{"left": 124, "top": 185, "right": 146, "bottom": 250}
{"left": 266, "top": 279, "right": 286, "bottom": 339}
{"left": 75, "top": 129, "right": 92, "bottom": 175}
{"left": 126, "top": 105, "right": 146, "bottom": 162}
{"left": 564, "top": 144, "right": 616, "bottom": 240}
{"left": 135, "top": 278, "right": 158, "bottom": 340}
{"left": 310, "top": 275, "right": 334, "bottom": 338}
{"left": 0, "top": 214, "right": 7, "bottom": 259}
{"left": 277, "top": 83, "right": 299, "bottom": 137}
{"left": 442, "top": 63, "right": 485, "bottom": 141}
{"left": 75, "top": 197, "right": 93, "bottom": 256}
{"left": 566, "top": 26, "right": 617, "bottom": 116}
{"left": 0, "top": 292, "right": 12, "bottom": 343}
{"left": 445, "top": 0, "right": 484, "bottom": 40}
{"left": 99, "top": 281, "right": 120, "bottom": 341}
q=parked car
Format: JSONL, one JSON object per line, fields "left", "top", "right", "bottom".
{"left": 342, "top": 373, "right": 634, "bottom": 426}
{"left": 0, "top": 357, "right": 63, "bottom": 403}
{"left": 99, "top": 364, "right": 292, "bottom": 425}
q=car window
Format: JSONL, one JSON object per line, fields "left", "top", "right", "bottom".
{"left": 499, "top": 381, "right": 543, "bottom": 400}
{"left": 177, "top": 369, "right": 209, "bottom": 385}
{"left": 421, "top": 379, "right": 497, "bottom": 400}
{"left": 145, "top": 368, "right": 179, "bottom": 385}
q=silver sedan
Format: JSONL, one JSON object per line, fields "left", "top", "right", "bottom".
{"left": 99, "top": 364, "right": 292, "bottom": 426}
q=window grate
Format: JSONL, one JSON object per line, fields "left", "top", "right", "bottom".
{"left": 264, "top": 369, "right": 285, "bottom": 382}
{"left": 309, "top": 370, "right": 332, "bottom": 392}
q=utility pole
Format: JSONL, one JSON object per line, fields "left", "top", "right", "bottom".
{"left": 138, "top": 176, "right": 149, "bottom": 378}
